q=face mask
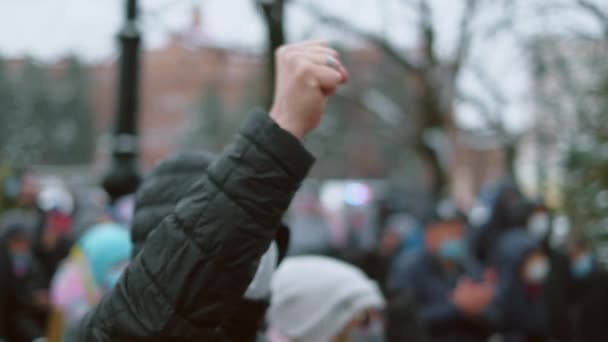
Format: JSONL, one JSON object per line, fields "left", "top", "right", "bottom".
{"left": 348, "top": 320, "right": 386, "bottom": 342}
{"left": 524, "top": 258, "right": 549, "bottom": 284}
{"left": 572, "top": 254, "right": 593, "bottom": 279}
{"left": 527, "top": 214, "right": 550, "bottom": 241}
{"left": 438, "top": 238, "right": 466, "bottom": 263}
{"left": 10, "top": 252, "right": 32, "bottom": 277}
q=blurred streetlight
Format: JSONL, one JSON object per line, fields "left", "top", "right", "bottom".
{"left": 102, "top": 0, "right": 142, "bottom": 202}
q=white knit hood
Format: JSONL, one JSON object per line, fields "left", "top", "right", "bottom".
{"left": 268, "top": 256, "right": 385, "bottom": 342}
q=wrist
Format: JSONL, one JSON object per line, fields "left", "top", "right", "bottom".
{"left": 269, "top": 107, "right": 306, "bottom": 139}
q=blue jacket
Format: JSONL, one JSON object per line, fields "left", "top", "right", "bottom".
{"left": 494, "top": 230, "right": 548, "bottom": 340}
{"left": 401, "top": 250, "right": 499, "bottom": 342}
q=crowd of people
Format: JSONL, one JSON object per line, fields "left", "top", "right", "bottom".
{"left": 0, "top": 41, "right": 607, "bottom": 342}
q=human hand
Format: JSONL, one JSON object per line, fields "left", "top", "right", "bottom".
{"left": 270, "top": 41, "right": 349, "bottom": 138}
{"left": 452, "top": 277, "right": 495, "bottom": 317}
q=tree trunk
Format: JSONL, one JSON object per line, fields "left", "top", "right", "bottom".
{"left": 505, "top": 142, "right": 518, "bottom": 181}
{"left": 415, "top": 138, "right": 446, "bottom": 201}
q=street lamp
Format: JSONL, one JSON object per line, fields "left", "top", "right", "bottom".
{"left": 258, "top": 0, "right": 285, "bottom": 108}
{"left": 102, "top": 0, "right": 142, "bottom": 202}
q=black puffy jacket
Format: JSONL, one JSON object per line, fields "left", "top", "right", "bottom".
{"left": 130, "top": 150, "right": 217, "bottom": 258}
{"left": 131, "top": 151, "right": 290, "bottom": 261}
{"left": 78, "top": 111, "right": 314, "bottom": 341}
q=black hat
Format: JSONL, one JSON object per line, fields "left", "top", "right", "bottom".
{"left": 422, "top": 200, "right": 467, "bottom": 227}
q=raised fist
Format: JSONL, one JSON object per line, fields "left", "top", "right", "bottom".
{"left": 270, "top": 41, "right": 349, "bottom": 138}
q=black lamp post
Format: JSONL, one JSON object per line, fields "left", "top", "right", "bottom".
{"left": 258, "top": 0, "right": 285, "bottom": 108}
{"left": 102, "top": 0, "right": 142, "bottom": 202}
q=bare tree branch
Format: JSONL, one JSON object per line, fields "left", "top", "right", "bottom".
{"left": 419, "top": 0, "right": 437, "bottom": 65}
{"left": 576, "top": 0, "right": 608, "bottom": 36}
{"left": 453, "top": 0, "right": 481, "bottom": 73}
{"left": 457, "top": 91, "right": 505, "bottom": 134}
{"left": 296, "top": 1, "right": 421, "bottom": 73}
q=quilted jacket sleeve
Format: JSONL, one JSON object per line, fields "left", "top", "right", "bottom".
{"left": 78, "top": 111, "right": 314, "bottom": 341}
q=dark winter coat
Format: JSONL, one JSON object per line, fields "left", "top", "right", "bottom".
{"left": 400, "top": 250, "right": 499, "bottom": 342}
{"left": 569, "top": 264, "right": 608, "bottom": 342}
{"left": 495, "top": 230, "right": 548, "bottom": 341}
{"left": 0, "top": 240, "right": 46, "bottom": 342}
{"left": 471, "top": 180, "right": 530, "bottom": 266}
{"left": 78, "top": 111, "right": 314, "bottom": 341}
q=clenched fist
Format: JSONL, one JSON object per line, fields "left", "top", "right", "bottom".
{"left": 270, "top": 41, "right": 349, "bottom": 139}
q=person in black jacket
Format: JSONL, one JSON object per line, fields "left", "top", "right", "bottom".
{"left": 495, "top": 230, "right": 550, "bottom": 342}
{"left": 399, "top": 201, "right": 498, "bottom": 342}
{"left": 567, "top": 236, "right": 608, "bottom": 341}
{"left": 78, "top": 40, "right": 349, "bottom": 341}
{"left": 128, "top": 151, "right": 291, "bottom": 341}
{"left": 0, "top": 210, "right": 48, "bottom": 342}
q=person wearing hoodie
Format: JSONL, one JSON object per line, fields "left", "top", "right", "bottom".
{"left": 398, "top": 201, "right": 498, "bottom": 342}
{"left": 471, "top": 180, "right": 531, "bottom": 267}
{"left": 565, "top": 236, "right": 608, "bottom": 341}
{"left": 78, "top": 40, "right": 349, "bottom": 341}
{"left": 267, "top": 256, "right": 385, "bottom": 342}
{"left": 494, "top": 229, "right": 550, "bottom": 341}
{"left": 525, "top": 203, "right": 573, "bottom": 341}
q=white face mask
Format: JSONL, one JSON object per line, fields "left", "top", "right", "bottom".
{"left": 527, "top": 214, "right": 550, "bottom": 240}
{"left": 524, "top": 258, "right": 549, "bottom": 284}
{"left": 244, "top": 241, "right": 278, "bottom": 300}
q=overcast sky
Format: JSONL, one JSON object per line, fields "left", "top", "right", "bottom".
{"left": 0, "top": 0, "right": 603, "bottom": 131}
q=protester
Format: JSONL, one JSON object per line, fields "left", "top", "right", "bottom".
{"left": 287, "top": 191, "right": 332, "bottom": 256}
{"left": 0, "top": 210, "right": 48, "bottom": 341}
{"left": 78, "top": 40, "right": 349, "bottom": 341}
{"left": 130, "top": 151, "right": 290, "bottom": 340}
{"left": 494, "top": 229, "right": 549, "bottom": 341}
{"left": 384, "top": 213, "right": 424, "bottom": 293}
{"left": 49, "top": 222, "right": 131, "bottom": 341}
{"left": 524, "top": 203, "right": 573, "bottom": 341}
{"left": 353, "top": 213, "right": 421, "bottom": 296}
{"left": 471, "top": 180, "right": 531, "bottom": 266}
{"left": 34, "top": 184, "right": 75, "bottom": 285}
{"left": 398, "top": 201, "right": 498, "bottom": 342}
{"left": 0, "top": 242, "right": 15, "bottom": 340}
{"left": 565, "top": 236, "right": 608, "bottom": 341}
{"left": 267, "top": 256, "right": 385, "bottom": 342}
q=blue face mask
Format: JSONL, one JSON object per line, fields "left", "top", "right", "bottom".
{"left": 438, "top": 238, "right": 466, "bottom": 263}
{"left": 572, "top": 254, "right": 594, "bottom": 279}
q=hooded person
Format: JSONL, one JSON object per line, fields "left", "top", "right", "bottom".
{"left": 267, "top": 256, "right": 385, "bottom": 342}
{"left": 78, "top": 40, "right": 349, "bottom": 341}
{"left": 49, "top": 222, "right": 132, "bottom": 341}
{"left": 564, "top": 236, "right": 608, "bottom": 341}
{"left": 524, "top": 203, "right": 573, "bottom": 341}
{"left": 0, "top": 210, "right": 48, "bottom": 342}
{"left": 494, "top": 229, "right": 549, "bottom": 341}
{"left": 471, "top": 180, "right": 533, "bottom": 266}
{"left": 396, "top": 200, "right": 499, "bottom": 342}
{"left": 129, "top": 151, "right": 290, "bottom": 340}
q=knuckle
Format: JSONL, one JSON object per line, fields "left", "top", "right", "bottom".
{"left": 295, "top": 63, "right": 311, "bottom": 78}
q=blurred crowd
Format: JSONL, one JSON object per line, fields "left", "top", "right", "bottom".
{"left": 1, "top": 161, "right": 607, "bottom": 342}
